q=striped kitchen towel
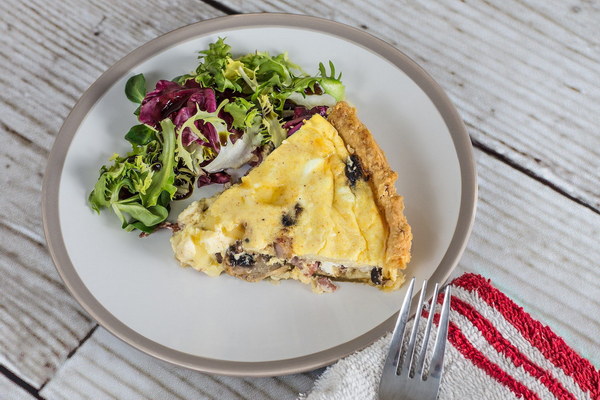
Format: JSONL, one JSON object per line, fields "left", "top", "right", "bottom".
{"left": 302, "top": 273, "right": 600, "bottom": 400}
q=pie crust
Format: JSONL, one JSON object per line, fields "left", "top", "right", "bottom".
{"left": 327, "top": 102, "right": 412, "bottom": 289}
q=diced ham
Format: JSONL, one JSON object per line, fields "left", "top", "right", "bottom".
{"left": 273, "top": 236, "right": 293, "bottom": 258}
{"left": 315, "top": 276, "right": 337, "bottom": 293}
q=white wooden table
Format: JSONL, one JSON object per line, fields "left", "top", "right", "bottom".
{"left": 2, "top": 1, "right": 599, "bottom": 398}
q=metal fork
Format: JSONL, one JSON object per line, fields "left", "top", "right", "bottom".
{"left": 378, "top": 278, "right": 452, "bottom": 400}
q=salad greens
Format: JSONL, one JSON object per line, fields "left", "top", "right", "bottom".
{"left": 89, "top": 38, "right": 345, "bottom": 233}
{"left": 124, "top": 73, "right": 147, "bottom": 103}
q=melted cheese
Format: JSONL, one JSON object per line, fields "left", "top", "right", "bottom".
{"left": 171, "top": 114, "right": 387, "bottom": 276}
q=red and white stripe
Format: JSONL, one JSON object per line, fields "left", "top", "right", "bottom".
{"left": 304, "top": 273, "right": 600, "bottom": 400}
{"left": 432, "top": 273, "right": 600, "bottom": 400}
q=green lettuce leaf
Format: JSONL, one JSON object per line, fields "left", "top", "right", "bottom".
{"left": 223, "top": 98, "right": 259, "bottom": 129}
{"left": 194, "top": 38, "right": 242, "bottom": 92}
{"left": 125, "top": 124, "right": 156, "bottom": 145}
{"left": 140, "top": 119, "right": 177, "bottom": 207}
{"left": 88, "top": 120, "right": 178, "bottom": 232}
{"left": 124, "top": 74, "right": 147, "bottom": 103}
{"left": 257, "top": 95, "right": 286, "bottom": 147}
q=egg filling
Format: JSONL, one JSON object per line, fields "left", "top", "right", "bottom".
{"left": 172, "top": 111, "right": 406, "bottom": 292}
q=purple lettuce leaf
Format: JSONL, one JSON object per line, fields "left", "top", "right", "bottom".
{"left": 196, "top": 171, "right": 231, "bottom": 188}
{"left": 139, "top": 80, "right": 220, "bottom": 150}
{"left": 283, "top": 106, "right": 328, "bottom": 135}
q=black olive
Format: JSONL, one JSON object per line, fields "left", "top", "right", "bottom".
{"left": 228, "top": 252, "right": 255, "bottom": 267}
{"left": 228, "top": 242, "right": 242, "bottom": 254}
{"left": 282, "top": 213, "right": 295, "bottom": 227}
{"left": 371, "top": 267, "right": 383, "bottom": 285}
{"left": 281, "top": 203, "right": 304, "bottom": 227}
{"left": 345, "top": 154, "right": 364, "bottom": 188}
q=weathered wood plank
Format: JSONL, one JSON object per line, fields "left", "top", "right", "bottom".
{"left": 0, "top": 0, "right": 226, "bottom": 241}
{"left": 220, "top": 0, "right": 600, "bottom": 212}
{"left": 0, "top": 0, "right": 225, "bottom": 150}
{"left": 0, "top": 224, "right": 96, "bottom": 388}
{"left": 0, "top": 372, "right": 36, "bottom": 400}
{"left": 40, "top": 328, "right": 319, "bottom": 400}
{"left": 0, "top": 133, "right": 47, "bottom": 246}
{"left": 0, "top": 0, "right": 225, "bottom": 388}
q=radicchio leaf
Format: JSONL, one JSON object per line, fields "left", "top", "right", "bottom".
{"left": 283, "top": 106, "right": 328, "bottom": 135}
{"left": 196, "top": 171, "right": 231, "bottom": 188}
{"left": 139, "top": 80, "right": 221, "bottom": 151}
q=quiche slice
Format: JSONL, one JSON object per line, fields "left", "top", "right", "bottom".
{"left": 171, "top": 102, "right": 412, "bottom": 292}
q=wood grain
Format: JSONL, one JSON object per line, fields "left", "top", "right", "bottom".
{"left": 40, "top": 328, "right": 320, "bottom": 400}
{"left": 0, "top": 0, "right": 225, "bottom": 389}
{"left": 0, "top": 222, "right": 96, "bottom": 388}
{"left": 219, "top": 0, "right": 600, "bottom": 212}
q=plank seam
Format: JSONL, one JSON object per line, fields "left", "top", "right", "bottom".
{"left": 199, "top": 0, "right": 240, "bottom": 15}
{"left": 470, "top": 134, "right": 600, "bottom": 216}
{"left": 0, "top": 220, "right": 46, "bottom": 248}
{"left": 64, "top": 324, "right": 99, "bottom": 362}
{"left": 93, "top": 338, "right": 188, "bottom": 399}
{"left": 0, "top": 121, "right": 49, "bottom": 156}
{"left": 0, "top": 364, "right": 46, "bottom": 400}
{"left": 36, "top": 324, "right": 99, "bottom": 393}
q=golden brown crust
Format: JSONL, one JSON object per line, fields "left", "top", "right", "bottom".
{"left": 327, "top": 102, "right": 412, "bottom": 285}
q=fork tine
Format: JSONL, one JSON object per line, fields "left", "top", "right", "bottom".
{"left": 415, "top": 283, "right": 440, "bottom": 378}
{"left": 428, "top": 286, "right": 452, "bottom": 381}
{"left": 380, "top": 277, "right": 415, "bottom": 381}
{"left": 400, "top": 279, "right": 428, "bottom": 375}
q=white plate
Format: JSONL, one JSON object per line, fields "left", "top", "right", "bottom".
{"left": 42, "top": 14, "right": 476, "bottom": 376}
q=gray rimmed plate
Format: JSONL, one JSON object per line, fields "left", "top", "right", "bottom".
{"left": 42, "top": 13, "right": 476, "bottom": 376}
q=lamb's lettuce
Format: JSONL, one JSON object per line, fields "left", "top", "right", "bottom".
{"left": 124, "top": 73, "right": 147, "bottom": 103}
